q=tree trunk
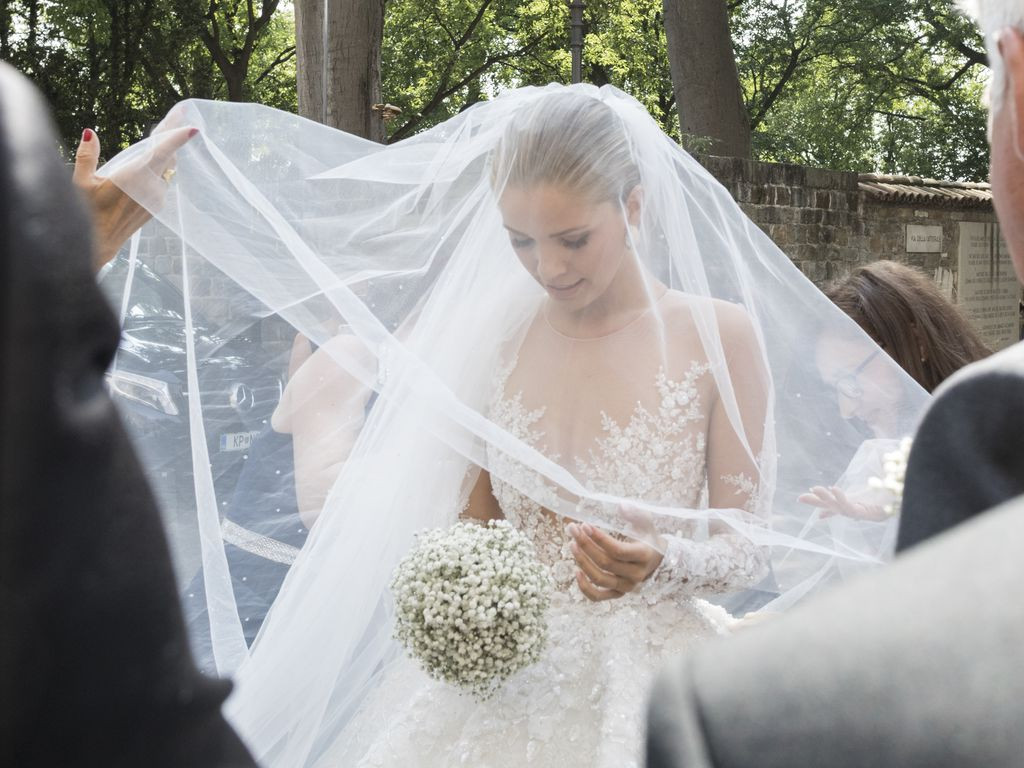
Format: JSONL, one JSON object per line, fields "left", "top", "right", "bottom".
{"left": 294, "top": 0, "right": 386, "bottom": 142}
{"left": 663, "top": 0, "right": 751, "bottom": 158}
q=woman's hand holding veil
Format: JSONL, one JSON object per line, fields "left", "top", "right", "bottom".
{"left": 73, "top": 122, "right": 197, "bottom": 272}
{"left": 568, "top": 515, "right": 666, "bottom": 601}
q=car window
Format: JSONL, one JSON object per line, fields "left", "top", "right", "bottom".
{"left": 99, "top": 255, "right": 185, "bottom": 321}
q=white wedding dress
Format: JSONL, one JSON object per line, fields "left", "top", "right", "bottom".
{"left": 325, "top": 294, "right": 769, "bottom": 767}
{"left": 97, "top": 86, "right": 929, "bottom": 768}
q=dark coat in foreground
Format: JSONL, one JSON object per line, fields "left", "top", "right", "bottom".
{"left": 897, "top": 339, "right": 1024, "bottom": 551}
{"left": 0, "top": 63, "right": 255, "bottom": 767}
{"left": 647, "top": 493, "right": 1024, "bottom": 767}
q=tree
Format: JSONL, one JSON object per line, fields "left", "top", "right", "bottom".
{"left": 663, "top": 0, "right": 751, "bottom": 157}
{"left": 1, "top": 0, "right": 297, "bottom": 153}
{"left": 294, "top": 0, "right": 387, "bottom": 141}
{"left": 378, "top": 0, "right": 682, "bottom": 142}
{"left": 380, "top": 0, "right": 554, "bottom": 141}
{"left": 194, "top": 0, "right": 288, "bottom": 102}
{"left": 732, "top": 0, "right": 990, "bottom": 179}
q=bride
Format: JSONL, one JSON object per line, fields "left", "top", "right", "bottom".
{"left": 294, "top": 91, "right": 772, "bottom": 766}
{"left": 99, "top": 84, "right": 928, "bottom": 766}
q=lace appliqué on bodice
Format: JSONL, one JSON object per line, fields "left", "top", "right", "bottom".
{"left": 335, "top": 361, "right": 769, "bottom": 768}
{"left": 487, "top": 359, "right": 769, "bottom": 604}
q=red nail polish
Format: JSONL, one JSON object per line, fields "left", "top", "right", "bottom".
{"left": 82, "top": 128, "right": 93, "bottom": 142}
{"left": 188, "top": 128, "right": 199, "bottom": 138}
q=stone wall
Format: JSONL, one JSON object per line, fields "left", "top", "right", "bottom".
{"left": 698, "top": 155, "right": 1021, "bottom": 349}
{"left": 698, "top": 156, "right": 865, "bottom": 285}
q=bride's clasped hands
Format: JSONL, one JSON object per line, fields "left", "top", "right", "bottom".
{"left": 568, "top": 516, "right": 665, "bottom": 601}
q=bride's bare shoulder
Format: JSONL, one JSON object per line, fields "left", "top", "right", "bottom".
{"left": 659, "top": 290, "right": 759, "bottom": 345}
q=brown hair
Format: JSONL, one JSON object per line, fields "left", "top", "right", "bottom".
{"left": 825, "top": 260, "right": 991, "bottom": 393}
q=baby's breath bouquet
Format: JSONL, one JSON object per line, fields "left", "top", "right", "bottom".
{"left": 390, "top": 519, "right": 552, "bottom": 699}
{"left": 869, "top": 436, "right": 913, "bottom": 516}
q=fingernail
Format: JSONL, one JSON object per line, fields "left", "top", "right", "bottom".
{"left": 82, "top": 128, "right": 93, "bottom": 142}
{"left": 188, "top": 128, "right": 199, "bottom": 138}
{"left": 582, "top": 523, "right": 594, "bottom": 535}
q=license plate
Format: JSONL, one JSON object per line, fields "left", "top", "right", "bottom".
{"left": 219, "top": 430, "right": 261, "bottom": 452}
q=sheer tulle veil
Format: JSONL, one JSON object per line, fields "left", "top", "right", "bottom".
{"left": 99, "top": 83, "right": 929, "bottom": 766}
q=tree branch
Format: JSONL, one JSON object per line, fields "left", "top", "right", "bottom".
{"left": 253, "top": 44, "right": 296, "bottom": 86}
{"left": 750, "top": 42, "right": 807, "bottom": 130}
{"left": 389, "top": 33, "right": 549, "bottom": 142}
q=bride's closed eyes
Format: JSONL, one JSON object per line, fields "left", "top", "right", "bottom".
{"left": 562, "top": 234, "right": 590, "bottom": 250}
{"left": 508, "top": 233, "right": 591, "bottom": 250}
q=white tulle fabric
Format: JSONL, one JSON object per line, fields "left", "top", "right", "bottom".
{"left": 97, "top": 83, "right": 930, "bottom": 767}
{"left": 320, "top": 328, "right": 753, "bottom": 766}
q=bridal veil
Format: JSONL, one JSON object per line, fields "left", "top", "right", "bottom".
{"left": 99, "top": 84, "right": 929, "bottom": 766}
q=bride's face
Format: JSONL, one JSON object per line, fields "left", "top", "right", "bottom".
{"left": 499, "top": 183, "right": 635, "bottom": 311}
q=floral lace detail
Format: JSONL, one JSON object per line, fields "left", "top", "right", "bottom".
{"left": 721, "top": 470, "right": 760, "bottom": 515}
{"left": 486, "top": 360, "right": 563, "bottom": 517}
{"left": 487, "top": 357, "right": 766, "bottom": 604}
{"left": 333, "top": 356, "right": 761, "bottom": 768}
{"left": 574, "top": 363, "right": 710, "bottom": 503}
{"left": 643, "top": 531, "right": 769, "bottom": 601}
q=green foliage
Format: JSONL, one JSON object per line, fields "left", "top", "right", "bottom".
{"left": 380, "top": 0, "right": 679, "bottom": 140}
{"left": 1, "top": 0, "right": 296, "bottom": 155}
{"left": 380, "top": 0, "right": 989, "bottom": 176}
{"left": 733, "top": 0, "right": 990, "bottom": 179}
{"left": 1, "top": 0, "right": 993, "bottom": 179}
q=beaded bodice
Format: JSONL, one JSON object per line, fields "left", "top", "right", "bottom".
{"left": 487, "top": 357, "right": 717, "bottom": 593}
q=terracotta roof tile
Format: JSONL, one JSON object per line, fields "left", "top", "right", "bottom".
{"left": 858, "top": 173, "right": 992, "bottom": 208}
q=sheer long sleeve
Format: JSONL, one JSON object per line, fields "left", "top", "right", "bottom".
{"left": 644, "top": 303, "right": 772, "bottom": 599}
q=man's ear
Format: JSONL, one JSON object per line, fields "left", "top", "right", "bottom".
{"left": 999, "top": 27, "right": 1024, "bottom": 143}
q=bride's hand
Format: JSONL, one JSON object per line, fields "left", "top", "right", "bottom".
{"left": 73, "top": 124, "right": 198, "bottom": 272}
{"left": 568, "top": 520, "right": 665, "bottom": 602}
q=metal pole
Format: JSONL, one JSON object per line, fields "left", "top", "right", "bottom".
{"left": 569, "top": 1, "right": 585, "bottom": 84}
{"left": 321, "top": 0, "right": 329, "bottom": 124}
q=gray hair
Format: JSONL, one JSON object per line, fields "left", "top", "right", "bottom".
{"left": 959, "top": 1, "right": 1024, "bottom": 123}
{"left": 491, "top": 91, "right": 641, "bottom": 205}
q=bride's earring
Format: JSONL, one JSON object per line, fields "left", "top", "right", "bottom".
{"left": 625, "top": 225, "right": 638, "bottom": 250}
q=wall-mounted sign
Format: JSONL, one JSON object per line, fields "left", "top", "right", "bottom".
{"left": 906, "top": 224, "right": 943, "bottom": 253}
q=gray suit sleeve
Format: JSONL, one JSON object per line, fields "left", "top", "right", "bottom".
{"left": 897, "top": 365, "right": 1024, "bottom": 551}
{"left": 646, "top": 657, "right": 716, "bottom": 768}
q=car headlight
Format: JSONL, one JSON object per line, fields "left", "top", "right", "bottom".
{"left": 105, "top": 370, "right": 180, "bottom": 415}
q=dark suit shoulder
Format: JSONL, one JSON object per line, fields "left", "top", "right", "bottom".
{"left": 918, "top": 340, "right": 1024, "bottom": 431}
{"left": 933, "top": 340, "right": 1024, "bottom": 397}
{"left": 897, "top": 340, "right": 1024, "bottom": 551}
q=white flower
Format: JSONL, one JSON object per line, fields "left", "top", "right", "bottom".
{"left": 390, "top": 519, "right": 553, "bottom": 700}
{"left": 867, "top": 436, "right": 912, "bottom": 516}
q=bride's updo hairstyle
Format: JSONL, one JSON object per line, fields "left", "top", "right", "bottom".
{"left": 490, "top": 91, "right": 641, "bottom": 207}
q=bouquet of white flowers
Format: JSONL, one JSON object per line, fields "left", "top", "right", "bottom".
{"left": 869, "top": 436, "right": 913, "bottom": 516}
{"left": 390, "top": 519, "right": 553, "bottom": 699}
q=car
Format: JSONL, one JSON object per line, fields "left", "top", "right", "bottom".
{"left": 98, "top": 254, "right": 289, "bottom": 584}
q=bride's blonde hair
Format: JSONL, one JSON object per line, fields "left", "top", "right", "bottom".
{"left": 491, "top": 91, "right": 641, "bottom": 205}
